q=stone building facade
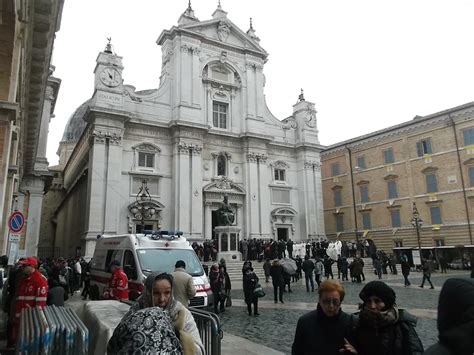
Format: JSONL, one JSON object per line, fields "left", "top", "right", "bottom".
{"left": 321, "top": 102, "right": 474, "bottom": 252}
{"left": 0, "top": 0, "right": 63, "bottom": 258}
{"left": 48, "top": 4, "right": 325, "bottom": 258}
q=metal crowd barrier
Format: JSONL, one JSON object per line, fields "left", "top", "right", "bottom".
{"left": 17, "top": 305, "right": 88, "bottom": 355}
{"left": 190, "top": 307, "right": 223, "bottom": 355}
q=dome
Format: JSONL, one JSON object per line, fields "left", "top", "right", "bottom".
{"left": 61, "top": 99, "right": 90, "bottom": 142}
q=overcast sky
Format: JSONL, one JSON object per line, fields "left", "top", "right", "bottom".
{"left": 47, "top": 0, "right": 474, "bottom": 164}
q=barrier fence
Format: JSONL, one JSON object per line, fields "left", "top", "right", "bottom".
{"left": 18, "top": 305, "right": 88, "bottom": 355}
{"left": 190, "top": 307, "right": 223, "bottom": 355}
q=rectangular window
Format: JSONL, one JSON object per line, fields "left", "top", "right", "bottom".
{"left": 212, "top": 102, "right": 228, "bottom": 129}
{"left": 387, "top": 180, "right": 398, "bottom": 199}
{"left": 390, "top": 210, "right": 401, "bottom": 228}
{"left": 394, "top": 240, "right": 403, "bottom": 248}
{"left": 430, "top": 206, "right": 442, "bottom": 224}
{"left": 463, "top": 127, "right": 474, "bottom": 146}
{"left": 426, "top": 174, "right": 438, "bottom": 193}
{"left": 469, "top": 167, "right": 474, "bottom": 187}
{"left": 362, "top": 213, "right": 372, "bottom": 229}
{"left": 383, "top": 148, "right": 394, "bottom": 164}
{"left": 274, "top": 169, "right": 286, "bottom": 181}
{"left": 416, "top": 138, "right": 433, "bottom": 157}
{"left": 334, "top": 190, "right": 342, "bottom": 206}
{"left": 271, "top": 188, "right": 290, "bottom": 204}
{"left": 138, "top": 152, "right": 154, "bottom": 168}
{"left": 356, "top": 156, "right": 366, "bottom": 169}
{"left": 336, "top": 214, "right": 344, "bottom": 232}
{"left": 331, "top": 162, "right": 340, "bottom": 176}
{"left": 360, "top": 185, "right": 369, "bottom": 203}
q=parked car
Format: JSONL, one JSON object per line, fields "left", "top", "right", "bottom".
{"left": 447, "top": 258, "right": 471, "bottom": 270}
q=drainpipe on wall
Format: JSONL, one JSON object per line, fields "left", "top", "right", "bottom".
{"left": 448, "top": 114, "right": 473, "bottom": 245}
{"left": 345, "top": 145, "right": 359, "bottom": 245}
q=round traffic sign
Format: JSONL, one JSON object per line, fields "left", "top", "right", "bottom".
{"left": 8, "top": 211, "right": 25, "bottom": 233}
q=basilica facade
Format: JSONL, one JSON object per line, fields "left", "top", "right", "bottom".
{"left": 49, "top": 4, "right": 325, "bottom": 258}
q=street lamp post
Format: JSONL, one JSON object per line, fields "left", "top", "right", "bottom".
{"left": 411, "top": 202, "right": 423, "bottom": 265}
{"left": 129, "top": 180, "right": 157, "bottom": 232}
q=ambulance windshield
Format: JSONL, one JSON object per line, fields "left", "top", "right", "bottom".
{"left": 137, "top": 249, "right": 204, "bottom": 276}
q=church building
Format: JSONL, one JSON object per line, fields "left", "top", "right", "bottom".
{"left": 48, "top": 3, "right": 325, "bottom": 258}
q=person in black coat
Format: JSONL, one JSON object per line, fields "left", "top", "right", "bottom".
{"left": 301, "top": 255, "right": 315, "bottom": 292}
{"left": 350, "top": 281, "right": 423, "bottom": 355}
{"left": 47, "top": 278, "right": 65, "bottom": 306}
{"left": 209, "top": 263, "right": 225, "bottom": 314}
{"left": 424, "top": 278, "right": 474, "bottom": 355}
{"left": 269, "top": 259, "right": 284, "bottom": 303}
{"left": 242, "top": 263, "right": 259, "bottom": 316}
{"left": 292, "top": 280, "right": 357, "bottom": 355}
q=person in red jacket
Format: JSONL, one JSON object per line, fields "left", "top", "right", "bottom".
{"left": 13, "top": 256, "right": 48, "bottom": 344}
{"left": 103, "top": 260, "right": 129, "bottom": 300}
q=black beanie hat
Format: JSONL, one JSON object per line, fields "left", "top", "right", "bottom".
{"left": 359, "top": 281, "right": 396, "bottom": 308}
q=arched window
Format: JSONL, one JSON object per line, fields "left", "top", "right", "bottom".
{"left": 217, "top": 154, "right": 226, "bottom": 176}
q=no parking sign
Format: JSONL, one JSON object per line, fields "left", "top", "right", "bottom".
{"left": 8, "top": 211, "right": 25, "bottom": 233}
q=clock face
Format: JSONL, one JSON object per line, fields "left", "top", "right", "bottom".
{"left": 305, "top": 111, "right": 316, "bottom": 128}
{"left": 99, "top": 67, "right": 121, "bottom": 87}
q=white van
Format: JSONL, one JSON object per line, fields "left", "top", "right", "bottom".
{"left": 90, "top": 231, "right": 212, "bottom": 307}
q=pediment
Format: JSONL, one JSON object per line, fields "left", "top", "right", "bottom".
{"left": 203, "top": 177, "right": 246, "bottom": 195}
{"left": 169, "top": 18, "right": 267, "bottom": 56}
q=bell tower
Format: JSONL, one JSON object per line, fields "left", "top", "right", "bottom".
{"left": 92, "top": 38, "right": 124, "bottom": 108}
{"left": 293, "top": 89, "right": 319, "bottom": 145}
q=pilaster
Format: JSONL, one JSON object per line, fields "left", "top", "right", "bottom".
{"left": 21, "top": 177, "right": 46, "bottom": 256}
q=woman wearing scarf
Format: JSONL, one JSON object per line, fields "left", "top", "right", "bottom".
{"left": 112, "top": 272, "right": 204, "bottom": 355}
{"left": 209, "top": 263, "right": 225, "bottom": 314}
{"left": 242, "top": 261, "right": 259, "bottom": 316}
{"left": 351, "top": 281, "right": 423, "bottom": 355}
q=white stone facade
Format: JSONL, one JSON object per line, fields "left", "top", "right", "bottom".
{"left": 52, "top": 5, "right": 325, "bottom": 258}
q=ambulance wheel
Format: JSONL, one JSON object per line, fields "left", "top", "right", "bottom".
{"left": 90, "top": 285, "right": 100, "bottom": 300}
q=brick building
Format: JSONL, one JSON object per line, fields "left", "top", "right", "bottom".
{"left": 321, "top": 102, "right": 474, "bottom": 255}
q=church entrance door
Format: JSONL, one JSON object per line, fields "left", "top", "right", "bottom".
{"left": 277, "top": 228, "right": 288, "bottom": 241}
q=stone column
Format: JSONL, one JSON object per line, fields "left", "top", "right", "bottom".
{"left": 180, "top": 45, "right": 191, "bottom": 105}
{"left": 21, "top": 177, "right": 45, "bottom": 256}
{"left": 103, "top": 130, "right": 123, "bottom": 234}
{"left": 191, "top": 47, "right": 201, "bottom": 107}
{"left": 34, "top": 86, "right": 54, "bottom": 172}
{"left": 257, "top": 154, "right": 271, "bottom": 238}
{"left": 174, "top": 141, "right": 191, "bottom": 234}
{"left": 190, "top": 144, "right": 203, "bottom": 239}
{"left": 84, "top": 130, "right": 107, "bottom": 257}
{"left": 204, "top": 202, "right": 212, "bottom": 240}
{"left": 245, "top": 153, "right": 260, "bottom": 238}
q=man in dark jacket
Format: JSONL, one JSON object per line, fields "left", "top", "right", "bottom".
{"left": 302, "top": 255, "right": 315, "bottom": 292}
{"left": 270, "top": 260, "right": 284, "bottom": 303}
{"left": 424, "top": 278, "right": 474, "bottom": 355}
{"left": 292, "top": 280, "right": 357, "bottom": 355}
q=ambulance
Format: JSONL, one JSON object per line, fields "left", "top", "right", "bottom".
{"left": 89, "top": 231, "right": 212, "bottom": 307}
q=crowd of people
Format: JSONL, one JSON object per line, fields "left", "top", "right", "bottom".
{"left": 1, "top": 239, "right": 473, "bottom": 354}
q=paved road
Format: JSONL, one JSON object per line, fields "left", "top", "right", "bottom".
{"left": 220, "top": 271, "right": 472, "bottom": 354}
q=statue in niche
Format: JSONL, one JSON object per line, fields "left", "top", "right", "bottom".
{"left": 216, "top": 194, "right": 235, "bottom": 226}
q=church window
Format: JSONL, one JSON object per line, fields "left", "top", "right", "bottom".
{"left": 138, "top": 152, "right": 154, "bottom": 168}
{"left": 217, "top": 154, "right": 227, "bottom": 176}
{"left": 132, "top": 143, "right": 160, "bottom": 172}
{"left": 274, "top": 169, "right": 286, "bottom": 181}
{"left": 213, "top": 102, "right": 228, "bottom": 129}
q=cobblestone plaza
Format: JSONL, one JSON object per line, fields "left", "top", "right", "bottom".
{"left": 219, "top": 271, "right": 472, "bottom": 354}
